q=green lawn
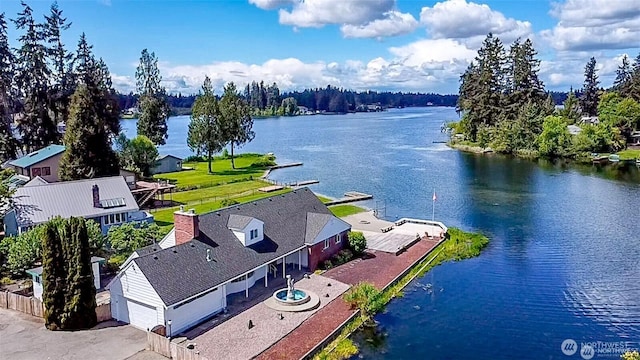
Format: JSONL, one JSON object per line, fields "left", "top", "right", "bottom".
{"left": 616, "top": 149, "right": 640, "bottom": 160}
{"left": 170, "top": 180, "right": 269, "bottom": 204}
{"left": 329, "top": 204, "right": 367, "bottom": 218}
{"left": 316, "top": 195, "right": 333, "bottom": 204}
{"left": 153, "top": 154, "right": 269, "bottom": 189}
{"left": 152, "top": 189, "right": 291, "bottom": 232}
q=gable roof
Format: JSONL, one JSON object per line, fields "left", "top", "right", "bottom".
{"left": 227, "top": 214, "right": 256, "bottom": 230}
{"left": 9, "top": 145, "right": 65, "bottom": 168}
{"left": 132, "top": 188, "right": 346, "bottom": 306}
{"left": 12, "top": 176, "right": 139, "bottom": 227}
{"left": 156, "top": 154, "right": 182, "bottom": 161}
{"left": 24, "top": 176, "right": 49, "bottom": 187}
{"left": 304, "top": 212, "right": 334, "bottom": 243}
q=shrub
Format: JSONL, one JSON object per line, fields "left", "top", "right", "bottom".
{"left": 323, "top": 260, "right": 333, "bottom": 269}
{"left": 1, "top": 277, "right": 13, "bottom": 285}
{"left": 220, "top": 199, "right": 239, "bottom": 207}
{"left": 347, "top": 232, "right": 367, "bottom": 254}
{"left": 184, "top": 155, "right": 205, "bottom": 162}
{"left": 222, "top": 148, "right": 229, "bottom": 158}
{"left": 250, "top": 155, "right": 276, "bottom": 168}
{"left": 343, "top": 282, "right": 384, "bottom": 322}
{"left": 333, "top": 249, "right": 354, "bottom": 266}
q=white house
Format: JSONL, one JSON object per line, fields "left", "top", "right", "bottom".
{"left": 27, "top": 257, "right": 106, "bottom": 301}
{"left": 108, "top": 188, "right": 350, "bottom": 336}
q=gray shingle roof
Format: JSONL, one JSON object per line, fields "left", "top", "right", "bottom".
{"left": 12, "top": 176, "right": 139, "bottom": 227}
{"left": 227, "top": 214, "right": 255, "bottom": 230}
{"left": 133, "top": 188, "right": 347, "bottom": 306}
{"left": 304, "top": 212, "right": 334, "bottom": 243}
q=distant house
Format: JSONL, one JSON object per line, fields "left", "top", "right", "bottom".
{"left": 109, "top": 188, "right": 350, "bottom": 336}
{"left": 119, "top": 169, "right": 138, "bottom": 190}
{"left": 629, "top": 131, "right": 640, "bottom": 146}
{"left": 3, "top": 176, "right": 153, "bottom": 236}
{"left": 27, "top": 256, "right": 106, "bottom": 300}
{"left": 151, "top": 155, "right": 182, "bottom": 175}
{"left": 8, "top": 144, "right": 66, "bottom": 183}
{"left": 568, "top": 125, "right": 582, "bottom": 135}
{"left": 580, "top": 116, "right": 599, "bottom": 125}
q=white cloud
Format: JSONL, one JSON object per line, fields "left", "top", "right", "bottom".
{"left": 111, "top": 38, "right": 479, "bottom": 95}
{"left": 542, "top": 0, "right": 640, "bottom": 51}
{"left": 277, "top": 0, "right": 395, "bottom": 27}
{"left": 420, "top": 0, "right": 532, "bottom": 45}
{"left": 540, "top": 53, "right": 628, "bottom": 89}
{"left": 341, "top": 11, "right": 418, "bottom": 39}
{"left": 249, "top": 0, "right": 416, "bottom": 39}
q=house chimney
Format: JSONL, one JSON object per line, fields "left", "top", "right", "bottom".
{"left": 174, "top": 207, "right": 199, "bottom": 245}
{"left": 92, "top": 184, "right": 100, "bottom": 208}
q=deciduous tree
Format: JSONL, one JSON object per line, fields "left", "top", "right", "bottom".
{"left": 219, "top": 82, "right": 254, "bottom": 169}
{"left": 187, "top": 76, "right": 225, "bottom": 173}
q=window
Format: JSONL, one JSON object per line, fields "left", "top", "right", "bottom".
{"left": 335, "top": 234, "right": 341, "bottom": 243}
{"left": 104, "top": 212, "right": 126, "bottom": 225}
{"left": 31, "top": 167, "right": 41, "bottom": 176}
{"left": 42, "top": 167, "right": 51, "bottom": 176}
{"left": 34, "top": 275, "right": 41, "bottom": 284}
{"left": 250, "top": 229, "right": 258, "bottom": 239}
{"left": 323, "top": 238, "right": 330, "bottom": 249}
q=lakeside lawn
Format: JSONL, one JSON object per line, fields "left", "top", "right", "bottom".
{"left": 316, "top": 195, "right": 333, "bottom": 204}
{"left": 616, "top": 148, "right": 640, "bottom": 160}
{"left": 170, "top": 180, "right": 269, "bottom": 204}
{"left": 329, "top": 204, "right": 367, "bottom": 218}
{"left": 153, "top": 153, "right": 268, "bottom": 189}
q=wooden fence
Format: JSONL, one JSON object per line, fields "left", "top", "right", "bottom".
{"left": 147, "top": 331, "right": 209, "bottom": 360}
{"left": 0, "top": 290, "right": 111, "bottom": 322}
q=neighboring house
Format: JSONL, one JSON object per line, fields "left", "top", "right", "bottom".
{"left": 3, "top": 176, "right": 153, "bottom": 236}
{"left": 119, "top": 169, "right": 138, "bottom": 190}
{"left": 8, "top": 144, "right": 66, "bottom": 183}
{"left": 629, "top": 131, "right": 640, "bottom": 146}
{"left": 109, "top": 188, "right": 350, "bottom": 336}
{"left": 27, "top": 257, "right": 105, "bottom": 301}
{"left": 580, "top": 116, "right": 599, "bottom": 125}
{"left": 151, "top": 155, "right": 182, "bottom": 175}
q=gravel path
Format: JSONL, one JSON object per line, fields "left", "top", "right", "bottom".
{"left": 257, "top": 237, "right": 441, "bottom": 360}
{"left": 190, "top": 274, "right": 349, "bottom": 360}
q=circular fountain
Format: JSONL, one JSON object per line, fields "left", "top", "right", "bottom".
{"left": 264, "top": 275, "right": 320, "bottom": 312}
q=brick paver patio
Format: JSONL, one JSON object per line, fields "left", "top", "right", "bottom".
{"left": 257, "top": 237, "right": 441, "bottom": 360}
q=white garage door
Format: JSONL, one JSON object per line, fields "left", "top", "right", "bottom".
{"left": 126, "top": 298, "right": 160, "bottom": 331}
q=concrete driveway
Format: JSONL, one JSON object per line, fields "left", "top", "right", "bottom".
{"left": 0, "top": 308, "right": 151, "bottom": 360}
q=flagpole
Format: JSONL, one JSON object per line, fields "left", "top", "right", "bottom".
{"left": 432, "top": 189, "right": 435, "bottom": 222}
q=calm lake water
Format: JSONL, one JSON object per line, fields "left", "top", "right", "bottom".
{"left": 121, "top": 108, "right": 640, "bottom": 359}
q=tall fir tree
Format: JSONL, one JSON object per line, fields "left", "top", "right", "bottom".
{"left": 135, "top": 49, "right": 169, "bottom": 145}
{"left": 219, "top": 82, "right": 254, "bottom": 169}
{"left": 627, "top": 53, "right": 640, "bottom": 102}
{"left": 44, "top": 1, "right": 74, "bottom": 126}
{"left": 509, "top": 38, "right": 545, "bottom": 107}
{"left": 58, "top": 34, "right": 120, "bottom": 180}
{"left": 0, "top": 13, "right": 19, "bottom": 162}
{"left": 42, "top": 218, "right": 66, "bottom": 331}
{"left": 580, "top": 57, "right": 600, "bottom": 117}
{"left": 613, "top": 55, "right": 632, "bottom": 94}
{"left": 13, "top": 1, "right": 58, "bottom": 152}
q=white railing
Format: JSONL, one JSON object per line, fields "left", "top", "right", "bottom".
{"left": 394, "top": 218, "right": 448, "bottom": 233}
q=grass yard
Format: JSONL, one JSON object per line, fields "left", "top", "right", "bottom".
{"left": 329, "top": 204, "right": 367, "bottom": 218}
{"left": 170, "top": 180, "right": 269, "bottom": 204}
{"left": 154, "top": 154, "right": 269, "bottom": 189}
{"left": 616, "top": 148, "right": 640, "bottom": 160}
{"left": 152, "top": 189, "right": 291, "bottom": 232}
{"left": 316, "top": 195, "right": 333, "bottom": 204}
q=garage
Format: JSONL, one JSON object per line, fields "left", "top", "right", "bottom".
{"left": 117, "top": 296, "right": 161, "bottom": 331}
{"left": 165, "top": 286, "right": 224, "bottom": 336}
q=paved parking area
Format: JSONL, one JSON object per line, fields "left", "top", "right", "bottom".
{"left": 0, "top": 308, "right": 149, "bottom": 360}
{"left": 188, "top": 274, "right": 350, "bottom": 360}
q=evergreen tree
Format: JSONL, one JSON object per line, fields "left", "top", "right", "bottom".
{"left": 628, "top": 53, "right": 640, "bottom": 102}
{"left": 13, "top": 2, "right": 58, "bottom": 152}
{"left": 44, "top": 1, "right": 74, "bottom": 126}
{"left": 62, "top": 217, "right": 97, "bottom": 329}
{"left": 219, "top": 82, "right": 254, "bottom": 169}
{"left": 580, "top": 57, "right": 600, "bottom": 117}
{"left": 58, "top": 35, "right": 119, "bottom": 180}
{"left": 187, "top": 76, "right": 225, "bottom": 173}
{"left": 509, "top": 38, "right": 544, "bottom": 107}
{"left": 135, "top": 49, "right": 169, "bottom": 145}
{"left": 614, "top": 55, "right": 632, "bottom": 93}
{"left": 42, "top": 218, "right": 66, "bottom": 331}
{"left": 0, "top": 13, "right": 19, "bottom": 162}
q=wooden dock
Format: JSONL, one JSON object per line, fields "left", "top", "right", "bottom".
{"left": 270, "top": 162, "right": 303, "bottom": 170}
{"left": 325, "top": 191, "right": 373, "bottom": 206}
{"left": 258, "top": 185, "right": 285, "bottom": 193}
{"left": 292, "top": 180, "right": 319, "bottom": 187}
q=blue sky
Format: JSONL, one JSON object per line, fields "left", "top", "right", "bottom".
{"left": 2, "top": 0, "right": 639, "bottom": 94}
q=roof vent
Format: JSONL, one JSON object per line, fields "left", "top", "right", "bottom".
{"left": 173, "top": 249, "right": 177, "bottom": 253}
{"left": 189, "top": 208, "right": 196, "bottom": 214}
{"left": 153, "top": 256, "right": 158, "bottom": 260}
{"left": 206, "top": 249, "right": 212, "bottom": 262}
{"left": 180, "top": 205, "right": 185, "bottom": 212}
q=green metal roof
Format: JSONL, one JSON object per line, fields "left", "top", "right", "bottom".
{"left": 9, "top": 145, "right": 66, "bottom": 168}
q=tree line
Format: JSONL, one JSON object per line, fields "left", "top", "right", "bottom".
{"left": 454, "top": 33, "right": 640, "bottom": 159}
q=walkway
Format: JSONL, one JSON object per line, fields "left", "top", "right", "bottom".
{"left": 257, "top": 237, "right": 441, "bottom": 360}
